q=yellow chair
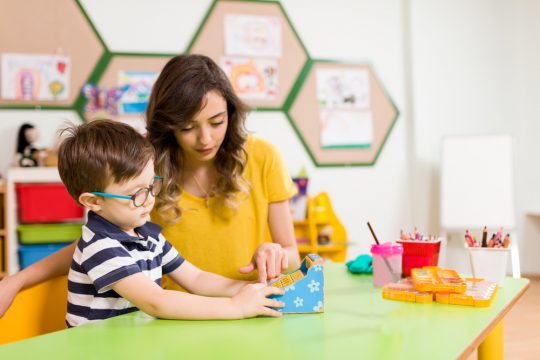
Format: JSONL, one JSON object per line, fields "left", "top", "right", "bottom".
{"left": 0, "top": 276, "right": 67, "bottom": 345}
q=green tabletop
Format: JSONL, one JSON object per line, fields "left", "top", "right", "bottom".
{"left": 0, "top": 263, "right": 529, "bottom": 360}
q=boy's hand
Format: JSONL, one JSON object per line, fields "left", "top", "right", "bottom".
{"left": 238, "top": 243, "right": 288, "bottom": 284}
{"left": 231, "top": 283, "right": 285, "bottom": 318}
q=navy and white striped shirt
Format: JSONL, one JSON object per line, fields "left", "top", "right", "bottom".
{"left": 66, "top": 211, "right": 184, "bottom": 327}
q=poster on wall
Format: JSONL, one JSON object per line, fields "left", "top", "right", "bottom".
{"left": 117, "top": 71, "right": 158, "bottom": 114}
{"left": 220, "top": 57, "right": 278, "bottom": 100}
{"left": 319, "top": 110, "right": 373, "bottom": 148}
{"left": 1, "top": 53, "right": 71, "bottom": 101}
{"left": 316, "top": 68, "right": 372, "bottom": 148}
{"left": 224, "top": 14, "right": 282, "bottom": 58}
{"left": 316, "top": 68, "right": 370, "bottom": 110}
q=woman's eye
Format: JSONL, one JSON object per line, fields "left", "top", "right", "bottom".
{"left": 211, "top": 121, "right": 224, "bottom": 127}
{"left": 180, "top": 127, "right": 193, "bottom": 132}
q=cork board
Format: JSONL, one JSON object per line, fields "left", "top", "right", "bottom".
{"left": 83, "top": 55, "right": 171, "bottom": 129}
{"left": 288, "top": 61, "right": 398, "bottom": 166}
{"left": 189, "top": 0, "right": 308, "bottom": 110}
{"left": 0, "top": 0, "right": 103, "bottom": 106}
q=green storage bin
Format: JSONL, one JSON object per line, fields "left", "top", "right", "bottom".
{"left": 18, "top": 223, "right": 82, "bottom": 244}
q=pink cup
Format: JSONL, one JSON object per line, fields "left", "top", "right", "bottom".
{"left": 370, "top": 242, "right": 403, "bottom": 287}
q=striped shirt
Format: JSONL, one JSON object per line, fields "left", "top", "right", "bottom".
{"left": 66, "top": 211, "right": 184, "bottom": 327}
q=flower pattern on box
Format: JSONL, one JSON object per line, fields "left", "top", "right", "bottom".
{"left": 269, "top": 254, "right": 324, "bottom": 313}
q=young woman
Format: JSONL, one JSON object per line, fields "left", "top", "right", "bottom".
{"left": 0, "top": 54, "right": 300, "bottom": 316}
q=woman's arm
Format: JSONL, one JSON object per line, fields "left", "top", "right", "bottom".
{"left": 267, "top": 200, "right": 301, "bottom": 269}
{"left": 239, "top": 200, "right": 301, "bottom": 283}
{"left": 0, "top": 241, "right": 76, "bottom": 317}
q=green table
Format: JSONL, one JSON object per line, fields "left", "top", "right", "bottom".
{"left": 0, "top": 264, "right": 528, "bottom": 360}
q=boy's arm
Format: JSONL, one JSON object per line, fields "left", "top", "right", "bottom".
{"left": 166, "top": 261, "right": 249, "bottom": 297}
{"left": 111, "top": 272, "right": 284, "bottom": 320}
{"left": 0, "top": 241, "right": 76, "bottom": 317}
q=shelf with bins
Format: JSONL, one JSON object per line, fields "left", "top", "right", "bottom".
{"left": 6, "top": 167, "right": 84, "bottom": 274}
{"left": 294, "top": 192, "right": 347, "bottom": 262}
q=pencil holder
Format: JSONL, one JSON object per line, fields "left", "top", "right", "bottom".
{"left": 397, "top": 239, "right": 441, "bottom": 277}
{"left": 467, "top": 247, "right": 510, "bottom": 287}
{"left": 370, "top": 242, "right": 403, "bottom": 287}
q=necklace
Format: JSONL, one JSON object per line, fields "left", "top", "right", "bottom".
{"left": 192, "top": 173, "right": 213, "bottom": 207}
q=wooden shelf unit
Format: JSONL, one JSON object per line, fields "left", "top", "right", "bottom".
{"left": 294, "top": 192, "right": 347, "bottom": 262}
{"left": 5, "top": 167, "right": 64, "bottom": 275}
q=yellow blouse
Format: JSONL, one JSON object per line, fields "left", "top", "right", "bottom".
{"left": 152, "top": 136, "right": 297, "bottom": 289}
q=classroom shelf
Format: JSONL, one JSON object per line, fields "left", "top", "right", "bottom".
{"left": 5, "top": 167, "right": 85, "bottom": 274}
{"left": 294, "top": 192, "right": 347, "bottom": 262}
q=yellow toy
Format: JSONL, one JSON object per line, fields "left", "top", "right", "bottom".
{"left": 435, "top": 279, "right": 498, "bottom": 307}
{"left": 411, "top": 266, "right": 467, "bottom": 293}
{"left": 382, "top": 278, "right": 433, "bottom": 303}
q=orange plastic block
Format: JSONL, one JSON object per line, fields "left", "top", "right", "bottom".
{"left": 382, "top": 279, "right": 433, "bottom": 304}
{"left": 435, "top": 279, "right": 498, "bottom": 307}
{"left": 411, "top": 266, "right": 467, "bottom": 293}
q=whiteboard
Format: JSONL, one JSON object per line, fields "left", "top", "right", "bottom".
{"left": 440, "top": 135, "right": 515, "bottom": 230}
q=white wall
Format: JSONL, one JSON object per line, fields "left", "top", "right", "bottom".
{"left": 3, "top": 0, "right": 540, "bottom": 273}
{"left": 263, "top": 0, "right": 410, "bottom": 258}
{"left": 86, "top": 0, "right": 411, "bottom": 259}
{"left": 408, "top": 0, "right": 540, "bottom": 274}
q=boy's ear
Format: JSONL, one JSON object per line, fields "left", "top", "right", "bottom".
{"left": 79, "top": 192, "right": 102, "bottom": 212}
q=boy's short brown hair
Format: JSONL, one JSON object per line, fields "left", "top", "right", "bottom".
{"left": 58, "top": 120, "right": 154, "bottom": 204}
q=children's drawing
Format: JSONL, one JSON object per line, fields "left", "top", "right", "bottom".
{"left": 319, "top": 110, "right": 373, "bottom": 148}
{"left": 316, "top": 68, "right": 370, "bottom": 110}
{"left": 1, "top": 53, "right": 70, "bottom": 101}
{"left": 220, "top": 57, "right": 278, "bottom": 100}
{"left": 117, "top": 71, "right": 158, "bottom": 114}
{"left": 224, "top": 14, "right": 282, "bottom": 58}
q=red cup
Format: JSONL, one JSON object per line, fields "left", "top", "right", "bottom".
{"left": 397, "top": 240, "right": 441, "bottom": 277}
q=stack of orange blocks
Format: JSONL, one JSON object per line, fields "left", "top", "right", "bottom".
{"left": 382, "top": 266, "right": 498, "bottom": 307}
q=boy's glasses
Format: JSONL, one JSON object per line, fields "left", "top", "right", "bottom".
{"left": 91, "top": 176, "right": 163, "bottom": 208}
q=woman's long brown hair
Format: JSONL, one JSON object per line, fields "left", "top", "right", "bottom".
{"left": 146, "top": 54, "right": 249, "bottom": 223}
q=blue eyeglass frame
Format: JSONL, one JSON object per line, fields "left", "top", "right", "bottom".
{"left": 91, "top": 176, "right": 163, "bottom": 207}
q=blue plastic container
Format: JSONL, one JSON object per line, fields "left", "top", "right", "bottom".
{"left": 18, "top": 243, "right": 71, "bottom": 269}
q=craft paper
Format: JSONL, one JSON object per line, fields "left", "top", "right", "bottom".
{"left": 1, "top": 53, "right": 70, "bottom": 101}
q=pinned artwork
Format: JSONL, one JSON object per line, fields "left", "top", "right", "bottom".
{"left": 224, "top": 14, "right": 282, "bottom": 58}
{"left": 117, "top": 71, "right": 158, "bottom": 114}
{"left": 1, "top": 53, "right": 70, "bottom": 101}
{"left": 269, "top": 254, "right": 324, "bottom": 313}
{"left": 221, "top": 57, "right": 278, "bottom": 100}
{"left": 316, "top": 68, "right": 373, "bottom": 149}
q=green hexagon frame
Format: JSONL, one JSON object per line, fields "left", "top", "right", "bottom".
{"left": 284, "top": 59, "right": 399, "bottom": 167}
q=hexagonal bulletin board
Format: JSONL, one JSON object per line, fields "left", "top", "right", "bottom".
{"left": 0, "top": 0, "right": 398, "bottom": 167}
{"left": 188, "top": 0, "right": 309, "bottom": 110}
{"left": 85, "top": 55, "right": 171, "bottom": 123}
{"left": 286, "top": 60, "right": 399, "bottom": 166}
{"left": 0, "top": 0, "right": 104, "bottom": 107}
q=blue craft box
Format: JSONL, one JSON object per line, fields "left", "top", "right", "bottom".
{"left": 270, "top": 254, "right": 324, "bottom": 313}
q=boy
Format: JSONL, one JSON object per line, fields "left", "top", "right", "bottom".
{"left": 58, "top": 120, "right": 284, "bottom": 327}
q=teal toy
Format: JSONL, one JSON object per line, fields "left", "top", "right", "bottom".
{"left": 346, "top": 254, "right": 373, "bottom": 274}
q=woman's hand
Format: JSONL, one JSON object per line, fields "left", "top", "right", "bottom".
{"left": 238, "top": 243, "right": 288, "bottom": 284}
{"left": 0, "top": 275, "right": 24, "bottom": 318}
